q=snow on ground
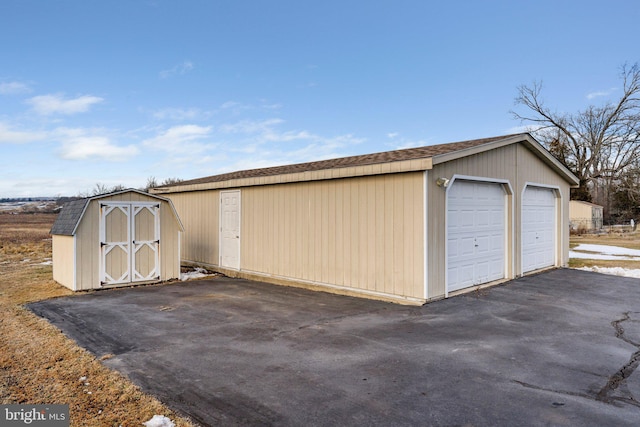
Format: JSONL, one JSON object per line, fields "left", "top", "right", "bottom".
{"left": 180, "top": 267, "right": 211, "bottom": 281}
{"left": 143, "top": 415, "right": 175, "bottom": 427}
{"left": 577, "top": 266, "right": 640, "bottom": 279}
{"left": 572, "top": 244, "right": 640, "bottom": 257}
{"left": 570, "top": 243, "right": 640, "bottom": 278}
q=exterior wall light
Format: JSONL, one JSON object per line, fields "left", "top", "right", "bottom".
{"left": 436, "top": 177, "right": 450, "bottom": 187}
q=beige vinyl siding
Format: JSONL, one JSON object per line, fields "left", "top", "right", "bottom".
{"left": 570, "top": 201, "right": 593, "bottom": 220}
{"left": 165, "top": 191, "right": 220, "bottom": 266}
{"left": 240, "top": 172, "right": 425, "bottom": 300}
{"left": 159, "top": 200, "right": 181, "bottom": 280}
{"left": 427, "top": 144, "right": 571, "bottom": 298}
{"left": 52, "top": 235, "right": 75, "bottom": 290}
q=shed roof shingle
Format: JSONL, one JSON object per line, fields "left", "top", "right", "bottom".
{"left": 158, "top": 134, "right": 524, "bottom": 188}
{"left": 50, "top": 198, "right": 89, "bottom": 236}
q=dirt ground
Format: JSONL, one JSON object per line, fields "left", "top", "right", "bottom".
{"left": 0, "top": 213, "right": 195, "bottom": 427}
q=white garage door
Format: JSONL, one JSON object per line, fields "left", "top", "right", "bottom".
{"left": 522, "top": 186, "right": 556, "bottom": 273}
{"left": 447, "top": 180, "right": 506, "bottom": 293}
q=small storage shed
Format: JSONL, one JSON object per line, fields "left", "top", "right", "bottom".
{"left": 152, "top": 133, "right": 579, "bottom": 305}
{"left": 569, "top": 200, "right": 604, "bottom": 231}
{"left": 51, "top": 189, "right": 184, "bottom": 291}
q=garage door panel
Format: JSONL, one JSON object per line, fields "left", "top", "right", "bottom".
{"left": 447, "top": 180, "right": 506, "bottom": 293}
{"left": 522, "top": 187, "right": 556, "bottom": 273}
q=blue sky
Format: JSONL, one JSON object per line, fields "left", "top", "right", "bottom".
{"left": 1, "top": 0, "right": 638, "bottom": 197}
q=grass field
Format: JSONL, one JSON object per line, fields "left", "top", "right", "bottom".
{"left": 569, "top": 232, "right": 640, "bottom": 269}
{"left": 0, "top": 213, "right": 194, "bottom": 427}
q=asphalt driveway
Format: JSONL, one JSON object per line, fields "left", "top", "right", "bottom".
{"left": 29, "top": 269, "right": 640, "bottom": 426}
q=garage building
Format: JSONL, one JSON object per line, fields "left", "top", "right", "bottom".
{"left": 51, "top": 189, "right": 184, "bottom": 291}
{"left": 152, "top": 133, "right": 579, "bottom": 304}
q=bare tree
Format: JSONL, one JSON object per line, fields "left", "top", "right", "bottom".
{"left": 145, "top": 176, "right": 159, "bottom": 191}
{"left": 143, "top": 176, "right": 183, "bottom": 192}
{"left": 160, "top": 177, "right": 183, "bottom": 186}
{"left": 512, "top": 63, "right": 640, "bottom": 203}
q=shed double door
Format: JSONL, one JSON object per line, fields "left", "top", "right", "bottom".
{"left": 100, "top": 202, "right": 160, "bottom": 286}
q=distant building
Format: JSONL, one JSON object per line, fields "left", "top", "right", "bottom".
{"left": 569, "top": 200, "right": 604, "bottom": 231}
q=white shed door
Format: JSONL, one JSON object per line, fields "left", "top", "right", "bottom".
{"left": 100, "top": 202, "right": 160, "bottom": 286}
{"left": 220, "top": 190, "right": 241, "bottom": 270}
{"left": 132, "top": 204, "right": 160, "bottom": 282}
{"left": 447, "top": 181, "right": 506, "bottom": 293}
{"left": 522, "top": 186, "right": 556, "bottom": 273}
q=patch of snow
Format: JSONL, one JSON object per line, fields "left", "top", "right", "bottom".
{"left": 144, "top": 415, "right": 175, "bottom": 427}
{"left": 569, "top": 251, "right": 639, "bottom": 261}
{"left": 180, "top": 267, "right": 210, "bottom": 281}
{"left": 570, "top": 243, "right": 640, "bottom": 261}
{"left": 572, "top": 244, "right": 640, "bottom": 257}
{"left": 37, "top": 260, "right": 53, "bottom": 265}
{"left": 577, "top": 266, "right": 640, "bottom": 279}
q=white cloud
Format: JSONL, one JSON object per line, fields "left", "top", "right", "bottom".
{"left": 387, "top": 132, "right": 399, "bottom": 139}
{"left": 219, "top": 119, "right": 285, "bottom": 134}
{"left": 0, "top": 123, "right": 46, "bottom": 144}
{"left": 152, "top": 107, "right": 205, "bottom": 121}
{"left": 0, "top": 81, "right": 31, "bottom": 95}
{"left": 143, "top": 124, "right": 214, "bottom": 153}
{"left": 587, "top": 87, "right": 616, "bottom": 100}
{"left": 160, "top": 60, "right": 194, "bottom": 79}
{"left": 27, "top": 94, "right": 104, "bottom": 115}
{"left": 54, "top": 128, "right": 139, "bottom": 161}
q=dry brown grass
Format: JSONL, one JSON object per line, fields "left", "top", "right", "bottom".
{"left": 569, "top": 231, "right": 640, "bottom": 269}
{"left": 0, "top": 213, "right": 195, "bottom": 427}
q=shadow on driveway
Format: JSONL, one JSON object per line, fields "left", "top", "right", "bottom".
{"left": 29, "top": 269, "right": 640, "bottom": 426}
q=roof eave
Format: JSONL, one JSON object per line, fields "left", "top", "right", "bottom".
{"left": 151, "top": 157, "right": 434, "bottom": 194}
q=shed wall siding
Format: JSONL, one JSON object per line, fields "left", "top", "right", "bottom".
{"left": 427, "top": 144, "right": 570, "bottom": 298}
{"left": 75, "top": 200, "right": 100, "bottom": 290}
{"left": 52, "top": 235, "right": 75, "bottom": 290}
{"left": 241, "top": 173, "right": 424, "bottom": 299}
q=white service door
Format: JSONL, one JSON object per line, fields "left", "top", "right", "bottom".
{"left": 522, "top": 186, "right": 556, "bottom": 273}
{"left": 220, "top": 190, "right": 241, "bottom": 270}
{"left": 447, "top": 181, "right": 506, "bottom": 293}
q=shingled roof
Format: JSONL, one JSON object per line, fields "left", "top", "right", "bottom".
{"left": 158, "top": 134, "right": 524, "bottom": 188}
{"left": 50, "top": 198, "right": 89, "bottom": 236}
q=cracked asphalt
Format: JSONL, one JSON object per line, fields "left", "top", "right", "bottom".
{"left": 29, "top": 268, "right": 640, "bottom": 426}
